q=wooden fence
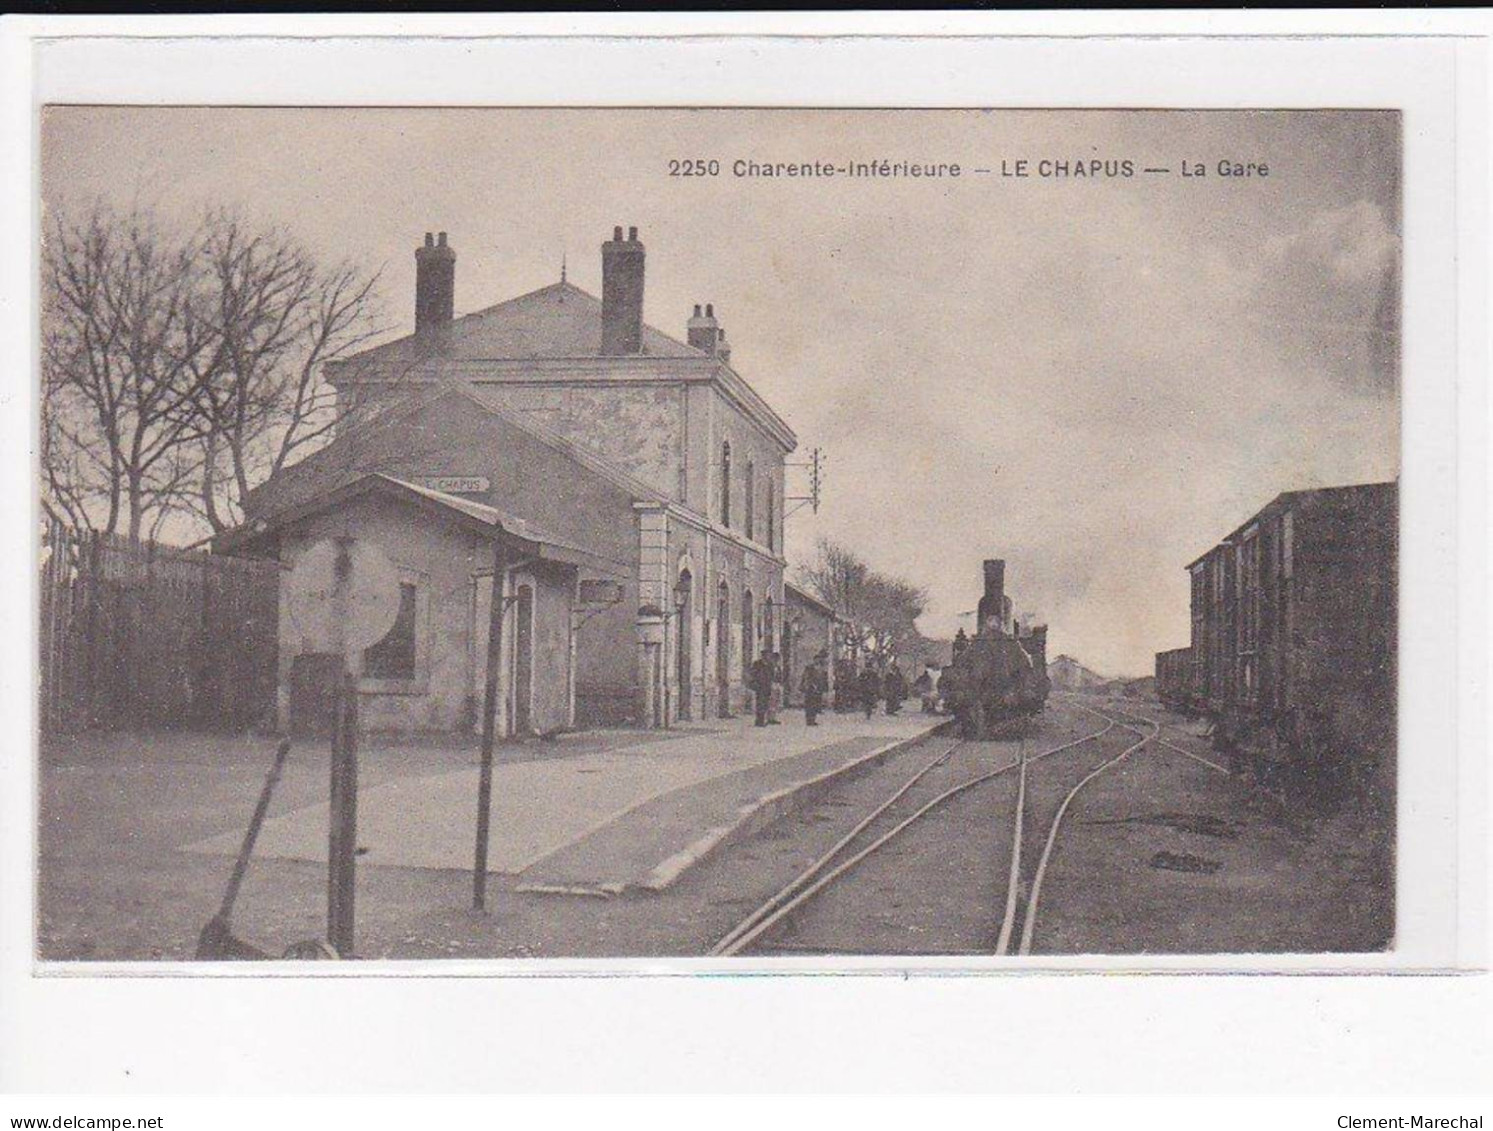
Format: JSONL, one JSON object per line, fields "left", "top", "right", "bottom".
{"left": 40, "top": 521, "right": 280, "bottom": 733}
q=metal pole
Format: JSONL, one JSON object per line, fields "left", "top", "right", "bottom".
{"left": 218, "top": 739, "right": 293, "bottom": 924}
{"left": 473, "top": 536, "right": 508, "bottom": 911}
{"left": 325, "top": 538, "right": 360, "bottom": 958}
{"left": 663, "top": 612, "right": 672, "bottom": 729}
{"left": 327, "top": 669, "right": 359, "bottom": 956}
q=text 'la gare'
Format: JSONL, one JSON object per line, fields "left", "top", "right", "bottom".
{"left": 998, "top": 158, "right": 1270, "bottom": 179}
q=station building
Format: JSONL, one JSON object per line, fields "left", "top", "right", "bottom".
{"left": 221, "top": 227, "right": 797, "bottom": 735}
{"left": 782, "top": 581, "right": 839, "bottom": 707}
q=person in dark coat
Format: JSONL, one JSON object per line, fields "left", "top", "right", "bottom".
{"left": 952, "top": 627, "right": 970, "bottom": 659}
{"left": 883, "top": 661, "right": 908, "bottom": 715}
{"left": 766, "top": 651, "right": 783, "bottom": 724}
{"left": 858, "top": 663, "right": 881, "bottom": 720}
{"left": 834, "top": 658, "right": 857, "bottom": 712}
{"left": 913, "top": 667, "right": 936, "bottom": 713}
{"left": 749, "top": 654, "right": 774, "bottom": 727}
{"left": 800, "top": 653, "right": 828, "bottom": 727}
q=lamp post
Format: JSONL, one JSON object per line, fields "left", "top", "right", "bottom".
{"left": 672, "top": 575, "right": 691, "bottom": 724}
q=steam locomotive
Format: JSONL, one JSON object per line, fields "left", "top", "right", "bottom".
{"left": 940, "top": 559, "right": 1051, "bottom": 738}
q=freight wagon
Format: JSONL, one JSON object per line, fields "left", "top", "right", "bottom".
{"left": 1167, "top": 481, "right": 1397, "bottom": 803}
{"left": 1153, "top": 646, "right": 1194, "bottom": 713}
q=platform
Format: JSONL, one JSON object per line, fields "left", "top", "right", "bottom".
{"left": 182, "top": 708, "right": 944, "bottom": 895}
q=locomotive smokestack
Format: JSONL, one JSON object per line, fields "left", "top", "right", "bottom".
{"left": 977, "top": 559, "right": 1006, "bottom": 635}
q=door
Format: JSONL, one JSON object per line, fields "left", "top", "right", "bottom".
{"left": 741, "top": 590, "right": 754, "bottom": 678}
{"left": 470, "top": 571, "right": 512, "bottom": 737}
{"left": 514, "top": 583, "right": 534, "bottom": 735}
{"left": 289, "top": 652, "right": 342, "bottom": 739}
{"left": 781, "top": 622, "right": 794, "bottom": 706}
{"left": 675, "top": 570, "right": 692, "bottom": 721}
{"left": 716, "top": 582, "right": 730, "bottom": 717}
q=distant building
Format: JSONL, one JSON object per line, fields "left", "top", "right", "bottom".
{"left": 783, "top": 582, "right": 838, "bottom": 706}
{"left": 222, "top": 227, "right": 797, "bottom": 734}
{"left": 1047, "top": 654, "right": 1106, "bottom": 691}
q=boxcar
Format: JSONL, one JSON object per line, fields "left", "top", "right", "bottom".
{"left": 1154, "top": 646, "right": 1194, "bottom": 713}
{"left": 1182, "top": 481, "right": 1396, "bottom": 799}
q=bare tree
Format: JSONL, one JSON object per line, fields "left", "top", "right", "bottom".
{"left": 40, "top": 202, "right": 388, "bottom": 540}
{"left": 795, "top": 538, "right": 928, "bottom": 663}
{"left": 857, "top": 572, "right": 930, "bottom": 662}
{"left": 189, "top": 212, "right": 386, "bottom": 532}
{"left": 41, "top": 207, "right": 217, "bottom": 540}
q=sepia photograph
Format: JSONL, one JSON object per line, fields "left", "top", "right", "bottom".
{"left": 35, "top": 105, "right": 1403, "bottom": 965}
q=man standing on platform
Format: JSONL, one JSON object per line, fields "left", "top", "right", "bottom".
{"left": 767, "top": 651, "right": 784, "bottom": 725}
{"left": 858, "top": 661, "right": 881, "bottom": 720}
{"left": 749, "top": 653, "right": 774, "bottom": 727}
{"left": 800, "top": 652, "right": 828, "bottom": 727}
{"left": 883, "top": 660, "right": 908, "bottom": 716}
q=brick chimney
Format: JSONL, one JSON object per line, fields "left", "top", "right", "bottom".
{"left": 687, "top": 302, "right": 720, "bottom": 353}
{"left": 415, "top": 231, "right": 455, "bottom": 333}
{"left": 977, "top": 559, "right": 1006, "bottom": 635}
{"left": 601, "top": 226, "right": 645, "bottom": 355}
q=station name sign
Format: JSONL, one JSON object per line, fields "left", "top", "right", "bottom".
{"left": 578, "top": 580, "right": 625, "bottom": 606}
{"left": 420, "top": 476, "right": 490, "bottom": 494}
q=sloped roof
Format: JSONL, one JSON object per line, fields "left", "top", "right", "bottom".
{"left": 784, "top": 581, "right": 837, "bottom": 620}
{"left": 218, "top": 472, "right": 619, "bottom": 574}
{"left": 387, "top": 476, "right": 593, "bottom": 552}
{"left": 327, "top": 281, "right": 702, "bottom": 374}
{"left": 1183, "top": 479, "right": 1397, "bottom": 570}
{"left": 242, "top": 382, "right": 669, "bottom": 524}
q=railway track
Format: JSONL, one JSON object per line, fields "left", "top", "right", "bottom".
{"left": 711, "top": 701, "right": 1158, "bottom": 957}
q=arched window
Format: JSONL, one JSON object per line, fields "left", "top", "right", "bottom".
{"left": 720, "top": 442, "right": 732, "bottom": 527}
{"left": 741, "top": 589, "right": 754, "bottom": 675}
{"left": 745, "top": 459, "right": 755, "bottom": 541}
{"left": 716, "top": 580, "right": 730, "bottom": 672}
{"left": 765, "top": 477, "right": 775, "bottom": 552}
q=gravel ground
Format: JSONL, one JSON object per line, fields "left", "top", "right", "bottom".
{"left": 704, "top": 696, "right": 1393, "bottom": 957}
{"left": 1030, "top": 700, "right": 1394, "bottom": 955}
{"left": 35, "top": 697, "right": 1393, "bottom": 961}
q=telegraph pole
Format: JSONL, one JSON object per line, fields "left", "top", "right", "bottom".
{"left": 786, "top": 446, "right": 824, "bottom": 518}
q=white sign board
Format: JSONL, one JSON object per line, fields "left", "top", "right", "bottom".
{"left": 286, "top": 538, "right": 401, "bottom": 656}
{"left": 421, "top": 476, "right": 490, "bottom": 494}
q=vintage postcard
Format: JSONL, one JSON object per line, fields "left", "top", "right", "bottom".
{"left": 34, "top": 105, "right": 1408, "bottom": 964}
{"left": 2, "top": 17, "right": 1487, "bottom": 1107}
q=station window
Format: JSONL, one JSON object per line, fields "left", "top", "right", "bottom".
{"left": 721, "top": 442, "right": 732, "bottom": 528}
{"left": 745, "top": 459, "right": 756, "bottom": 541}
{"left": 765, "top": 480, "right": 776, "bottom": 552}
{"left": 364, "top": 582, "right": 418, "bottom": 679}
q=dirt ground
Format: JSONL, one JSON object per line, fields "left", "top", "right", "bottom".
{"left": 35, "top": 727, "right": 693, "bottom": 961}
{"left": 1029, "top": 703, "right": 1395, "bottom": 955}
{"left": 35, "top": 697, "right": 1394, "bottom": 962}
{"left": 717, "top": 698, "right": 1394, "bottom": 957}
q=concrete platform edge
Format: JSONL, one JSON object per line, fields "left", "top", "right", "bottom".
{"left": 619, "top": 721, "right": 951, "bottom": 895}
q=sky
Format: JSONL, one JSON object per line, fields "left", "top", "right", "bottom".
{"left": 40, "top": 108, "right": 1400, "bottom": 675}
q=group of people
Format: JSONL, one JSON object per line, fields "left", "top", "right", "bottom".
{"left": 747, "top": 652, "right": 943, "bottom": 729}
{"left": 843, "top": 657, "right": 945, "bottom": 718}
{"left": 747, "top": 649, "right": 831, "bottom": 728}
{"left": 851, "top": 660, "right": 908, "bottom": 719}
